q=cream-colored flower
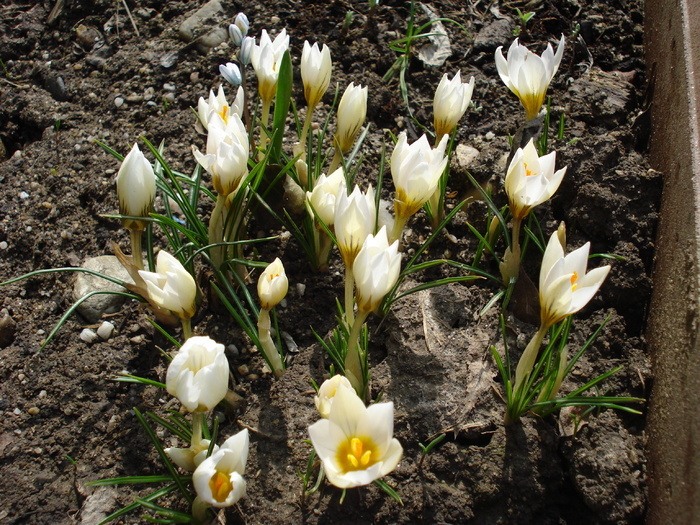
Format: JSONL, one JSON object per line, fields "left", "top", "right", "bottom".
{"left": 539, "top": 229, "right": 611, "bottom": 328}
{"left": 308, "top": 385, "right": 403, "bottom": 489}
{"left": 138, "top": 251, "right": 197, "bottom": 320}
{"left": 505, "top": 139, "right": 566, "bottom": 220}
{"left": 391, "top": 132, "right": 449, "bottom": 219}
{"left": 166, "top": 439, "right": 218, "bottom": 472}
{"left": 116, "top": 143, "right": 156, "bottom": 229}
{"left": 257, "top": 258, "right": 288, "bottom": 310}
{"left": 433, "top": 71, "right": 475, "bottom": 138}
{"left": 301, "top": 41, "right": 332, "bottom": 111}
{"left": 305, "top": 167, "right": 346, "bottom": 226}
{"left": 334, "top": 184, "right": 376, "bottom": 266}
{"left": 353, "top": 227, "right": 401, "bottom": 314}
{"left": 197, "top": 85, "right": 245, "bottom": 130}
{"left": 495, "top": 36, "right": 565, "bottom": 121}
{"left": 335, "top": 82, "right": 368, "bottom": 154}
{"left": 314, "top": 375, "right": 353, "bottom": 418}
{"left": 192, "top": 429, "right": 249, "bottom": 508}
{"left": 250, "top": 29, "right": 290, "bottom": 104}
{"left": 193, "top": 112, "right": 249, "bottom": 197}
{"left": 165, "top": 336, "right": 229, "bottom": 412}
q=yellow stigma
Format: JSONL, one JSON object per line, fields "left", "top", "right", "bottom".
{"left": 218, "top": 105, "right": 230, "bottom": 123}
{"left": 337, "top": 437, "right": 377, "bottom": 472}
{"left": 209, "top": 471, "right": 233, "bottom": 503}
{"left": 524, "top": 162, "right": 536, "bottom": 177}
{"left": 570, "top": 271, "right": 579, "bottom": 291}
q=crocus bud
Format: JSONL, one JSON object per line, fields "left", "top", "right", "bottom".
{"left": 538, "top": 230, "right": 611, "bottom": 328}
{"left": 433, "top": 71, "right": 475, "bottom": 138}
{"left": 166, "top": 440, "right": 218, "bottom": 472}
{"left": 504, "top": 139, "right": 566, "bottom": 220}
{"left": 305, "top": 167, "right": 346, "bottom": 226}
{"left": 334, "top": 184, "right": 376, "bottom": 267}
{"left": 391, "top": 132, "right": 449, "bottom": 220}
{"left": 335, "top": 82, "right": 368, "bottom": 154}
{"left": 301, "top": 41, "right": 332, "bottom": 111}
{"left": 308, "top": 385, "right": 403, "bottom": 489}
{"left": 166, "top": 336, "right": 229, "bottom": 412}
{"left": 219, "top": 62, "right": 242, "bottom": 86}
{"left": 234, "top": 13, "right": 249, "bottom": 37}
{"left": 193, "top": 429, "right": 249, "bottom": 507}
{"left": 257, "top": 258, "right": 288, "bottom": 310}
{"left": 116, "top": 143, "right": 156, "bottom": 230}
{"left": 239, "top": 36, "right": 255, "bottom": 66}
{"left": 353, "top": 227, "right": 401, "bottom": 313}
{"left": 138, "top": 251, "right": 197, "bottom": 320}
{"left": 315, "top": 375, "right": 353, "bottom": 418}
{"left": 495, "top": 36, "right": 565, "bottom": 121}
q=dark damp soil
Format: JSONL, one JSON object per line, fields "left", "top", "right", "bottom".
{"left": 0, "top": 1, "right": 658, "bottom": 524}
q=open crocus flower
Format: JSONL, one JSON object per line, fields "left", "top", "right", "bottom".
{"left": 315, "top": 374, "right": 353, "bottom": 418}
{"left": 193, "top": 112, "right": 249, "bottom": 197}
{"left": 250, "top": 28, "right": 290, "bottom": 104}
{"left": 308, "top": 383, "right": 403, "bottom": 489}
{"left": 138, "top": 251, "right": 197, "bottom": 321}
{"left": 305, "top": 167, "right": 346, "bottom": 227}
{"left": 196, "top": 85, "right": 245, "bottom": 130}
{"left": 335, "top": 82, "right": 368, "bottom": 154}
{"left": 334, "top": 184, "right": 376, "bottom": 267}
{"left": 116, "top": 143, "right": 156, "bottom": 230}
{"left": 495, "top": 36, "right": 565, "bottom": 121}
{"left": 301, "top": 41, "right": 332, "bottom": 111}
{"left": 433, "top": 71, "right": 475, "bottom": 138}
{"left": 257, "top": 257, "right": 288, "bottom": 310}
{"left": 166, "top": 336, "right": 229, "bottom": 412}
{"left": 353, "top": 227, "right": 401, "bottom": 314}
{"left": 505, "top": 139, "right": 566, "bottom": 220}
{"left": 193, "top": 429, "right": 249, "bottom": 508}
{"left": 391, "top": 132, "right": 449, "bottom": 220}
{"left": 538, "top": 229, "right": 611, "bottom": 328}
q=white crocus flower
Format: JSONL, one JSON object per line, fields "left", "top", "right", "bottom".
{"left": 138, "top": 251, "right": 197, "bottom": 320}
{"left": 315, "top": 375, "right": 354, "bottom": 419}
{"left": 495, "top": 36, "right": 565, "bottom": 121}
{"left": 335, "top": 82, "right": 368, "bottom": 154}
{"left": 239, "top": 36, "right": 255, "bottom": 66}
{"left": 301, "top": 41, "right": 332, "bottom": 111}
{"left": 334, "top": 184, "right": 376, "bottom": 267}
{"left": 308, "top": 384, "right": 403, "bottom": 489}
{"left": 193, "top": 429, "right": 249, "bottom": 508}
{"left": 353, "top": 227, "right": 401, "bottom": 313}
{"left": 433, "top": 71, "right": 475, "bottom": 138}
{"left": 165, "top": 336, "right": 229, "bottom": 412}
{"left": 538, "top": 230, "right": 611, "bottom": 328}
{"left": 305, "top": 167, "right": 346, "bottom": 227}
{"left": 193, "top": 112, "right": 249, "bottom": 197}
{"left": 257, "top": 257, "right": 288, "bottom": 310}
{"left": 166, "top": 439, "right": 218, "bottom": 472}
{"left": 219, "top": 62, "right": 242, "bottom": 86}
{"left": 116, "top": 143, "right": 156, "bottom": 229}
{"left": 391, "top": 132, "right": 449, "bottom": 219}
{"left": 196, "top": 85, "right": 245, "bottom": 130}
{"left": 250, "top": 28, "right": 290, "bottom": 104}
{"left": 505, "top": 139, "right": 566, "bottom": 220}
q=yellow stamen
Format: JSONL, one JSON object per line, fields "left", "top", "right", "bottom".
{"left": 524, "top": 162, "right": 536, "bottom": 177}
{"left": 570, "top": 271, "right": 579, "bottom": 291}
{"left": 218, "top": 105, "right": 230, "bottom": 123}
{"left": 337, "top": 436, "right": 377, "bottom": 472}
{"left": 209, "top": 471, "right": 233, "bottom": 503}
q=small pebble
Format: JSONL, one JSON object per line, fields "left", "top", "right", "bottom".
{"left": 17, "top": 373, "right": 25, "bottom": 381}
{"left": 64, "top": 408, "right": 73, "bottom": 416}
{"left": 38, "top": 390, "right": 47, "bottom": 399}
{"left": 0, "top": 241, "right": 7, "bottom": 250}
{"left": 126, "top": 94, "right": 143, "bottom": 103}
{"left": 247, "top": 374, "right": 259, "bottom": 381}
{"left": 226, "top": 343, "right": 239, "bottom": 357}
{"left": 28, "top": 407, "right": 40, "bottom": 415}
{"left": 237, "top": 364, "right": 249, "bottom": 376}
{"left": 97, "top": 321, "right": 115, "bottom": 340}
{"left": 114, "top": 96, "right": 125, "bottom": 108}
{"left": 80, "top": 328, "right": 99, "bottom": 343}
{"left": 19, "top": 191, "right": 29, "bottom": 199}
{"left": 13, "top": 408, "right": 20, "bottom": 415}
{"left": 163, "top": 93, "right": 176, "bottom": 103}
{"left": 484, "top": 131, "right": 495, "bottom": 140}
{"left": 163, "top": 82, "right": 176, "bottom": 92}
{"left": 296, "top": 283, "right": 306, "bottom": 297}
{"left": 130, "top": 335, "right": 144, "bottom": 344}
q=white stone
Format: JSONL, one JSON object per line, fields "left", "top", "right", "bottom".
{"left": 96, "top": 321, "right": 115, "bottom": 340}
{"left": 73, "top": 256, "right": 134, "bottom": 323}
{"left": 80, "top": 328, "right": 99, "bottom": 343}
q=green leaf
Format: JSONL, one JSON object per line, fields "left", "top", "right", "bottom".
{"left": 269, "top": 50, "right": 293, "bottom": 163}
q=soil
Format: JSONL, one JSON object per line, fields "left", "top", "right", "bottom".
{"left": 0, "top": 0, "right": 659, "bottom": 524}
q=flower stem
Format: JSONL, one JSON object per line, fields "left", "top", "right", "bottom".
{"left": 344, "top": 263, "right": 355, "bottom": 328}
{"left": 208, "top": 194, "right": 227, "bottom": 270}
{"left": 129, "top": 228, "right": 144, "bottom": 271}
{"left": 389, "top": 211, "right": 408, "bottom": 247}
{"left": 191, "top": 411, "right": 204, "bottom": 449}
{"left": 344, "top": 309, "right": 370, "bottom": 398}
{"left": 257, "top": 308, "right": 285, "bottom": 377}
{"left": 509, "top": 323, "right": 549, "bottom": 422}
{"left": 181, "top": 317, "right": 192, "bottom": 340}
